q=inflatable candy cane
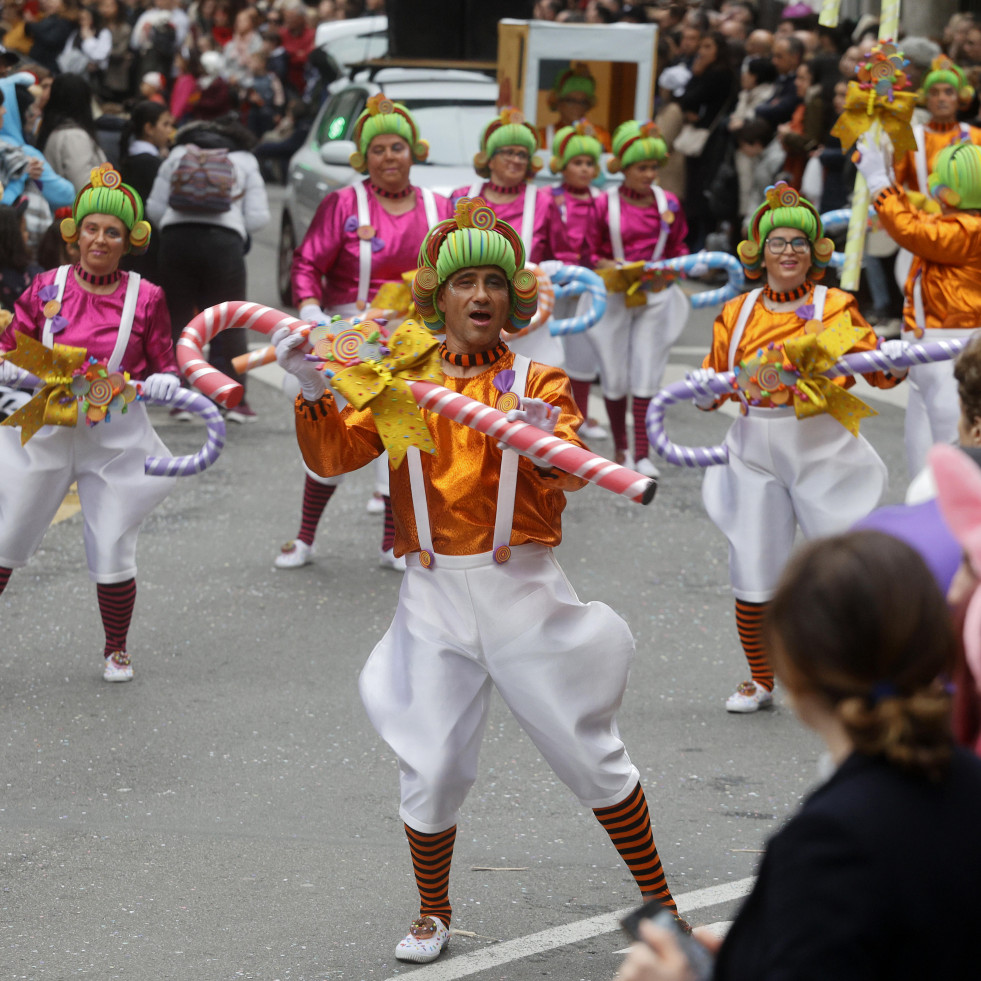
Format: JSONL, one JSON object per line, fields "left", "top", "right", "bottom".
{"left": 180, "top": 300, "right": 658, "bottom": 505}
{"left": 547, "top": 266, "right": 607, "bottom": 336}
{"left": 646, "top": 337, "right": 969, "bottom": 469}
{"left": 644, "top": 250, "right": 747, "bottom": 308}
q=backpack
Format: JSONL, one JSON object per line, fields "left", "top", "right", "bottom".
{"left": 168, "top": 144, "right": 239, "bottom": 214}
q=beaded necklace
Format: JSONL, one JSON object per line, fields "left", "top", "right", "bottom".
{"left": 763, "top": 281, "right": 810, "bottom": 304}
{"left": 439, "top": 340, "right": 508, "bottom": 367}
{"left": 368, "top": 181, "right": 413, "bottom": 200}
{"left": 75, "top": 264, "right": 121, "bottom": 286}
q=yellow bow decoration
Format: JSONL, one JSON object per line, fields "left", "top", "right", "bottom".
{"left": 0, "top": 331, "right": 87, "bottom": 444}
{"left": 329, "top": 318, "right": 442, "bottom": 467}
{"left": 369, "top": 270, "right": 416, "bottom": 316}
{"left": 830, "top": 82, "right": 917, "bottom": 156}
{"left": 783, "top": 313, "right": 878, "bottom": 436}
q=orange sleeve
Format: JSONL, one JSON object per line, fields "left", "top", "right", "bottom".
{"left": 294, "top": 392, "right": 384, "bottom": 479}
{"left": 874, "top": 186, "right": 981, "bottom": 264}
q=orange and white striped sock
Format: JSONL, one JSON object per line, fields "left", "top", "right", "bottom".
{"left": 593, "top": 783, "right": 677, "bottom": 912}
{"left": 404, "top": 824, "right": 456, "bottom": 926}
{"left": 735, "top": 599, "right": 773, "bottom": 691}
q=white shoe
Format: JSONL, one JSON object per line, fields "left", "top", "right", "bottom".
{"left": 379, "top": 547, "right": 406, "bottom": 571}
{"left": 580, "top": 420, "right": 608, "bottom": 440}
{"left": 725, "top": 680, "right": 774, "bottom": 714}
{"left": 616, "top": 448, "right": 635, "bottom": 469}
{"left": 103, "top": 652, "right": 134, "bottom": 683}
{"left": 275, "top": 539, "right": 313, "bottom": 569}
{"left": 636, "top": 456, "right": 660, "bottom": 478}
{"left": 366, "top": 493, "right": 385, "bottom": 515}
{"left": 395, "top": 916, "right": 450, "bottom": 963}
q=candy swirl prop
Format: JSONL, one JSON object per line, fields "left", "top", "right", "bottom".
{"left": 644, "top": 251, "right": 747, "bottom": 308}
{"left": 647, "top": 336, "right": 968, "bottom": 469}
{"left": 547, "top": 265, "right": 607, "bottom": 336}
{"left": 141, "top": 386, "right": 226, "bottom": 477}
{"left": 179, "top": 301, "right": 656, "bottom": 503}
{"left": 831, "top": 39, "right": 914, "bottom": 290}
{"left": 178, "top": 301, "right": 306, "bottom": 407}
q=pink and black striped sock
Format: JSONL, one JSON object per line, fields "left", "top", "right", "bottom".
{"left": 97, "top": 579, "right": 137, "bottom": 655}
{"left": 382, "top": 495, "right": 396, "bottom": 552}
{"left": 569, "top": 378, "right": 592, "bottom": 419}
{"left": 0, "top": 566, "right": 11, "bottom": 596}
{"left": 297, "top": 476, "right": 336, "bottom": 546}
{"left": 604, "top": 396, "right": 628, "bottom": 453}
{"left": 632, "top": 397, "right": 652, "bottom": 460}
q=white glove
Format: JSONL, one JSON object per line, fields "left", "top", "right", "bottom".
{"left": 877, "top": 338, "right": 909, "bottom": 376}
{"left": 853, "top": 133, "right": 892, "bottom": 197}
{"left": 0, "top": 358, "right": 23, "bottom": 386}
{"left": 687, "top": 367, "right": 718, "bottom": 409}
{"left": 506, "top": 397, "right": 560, "bottom": 434}
{"left": 273, "top": 325, "right": 326, "bottom": 401}
{"left": 299, "top": 303, "right": 329, "bottom": 325}
{"left": 141, "top": 372, "right": 181, "bottom": 401}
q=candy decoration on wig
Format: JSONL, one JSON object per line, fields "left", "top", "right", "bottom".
{"left": 927, "top": 141, "right": 981, "bottom": 210}
{"left": 831, "top": 36, "right": 914, "bottom": 289}
{"left": 60, "top": 162, "right": 152, "bottom": 254}
{"left": 645, "top": 335, "right": 969, "bottom": 469}
{"left": 549, "top": 119, "right": 603, "bottom": 174}
{"left": 606, "top": 119, "right": 667, "bottom": 174}
{"left": 348, "top": 94, "right": 430, "bottom": 173}
{"left": 412, "top": 198, "right": 539, "bottom": 334}
{"left": 472, "top": 108, "right": 543, "bottom": 179}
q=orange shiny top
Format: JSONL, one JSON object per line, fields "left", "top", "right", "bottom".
{"left": 875, "top": 186, "right": 981, "bottom": 332}
{"left": 294, "top": 350, "right": 587, "bottom": 556}
{"left": 894, "top": 121, "right": 981, "bottom": 192}
{"left": 702, "top": 286, "right": 899, "bottom": 407}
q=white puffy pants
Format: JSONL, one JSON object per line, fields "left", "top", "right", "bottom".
{"left": 0, "top": 403, "right": 175, "bottom": 582}
{"left": 359, "top": 544, "right": 640, "bottom": 833}
{"left": 570, "top": 285, "right": 690, "bottom": 399}
{"left": 902, "top": 327, "right": 978, "bottom": 478}
{"left": 702, "top": 408, "right": 887, "bottom": 602}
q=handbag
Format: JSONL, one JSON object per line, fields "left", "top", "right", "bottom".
{"left": 673, "top": 123, "right": 711, "bottom": 158}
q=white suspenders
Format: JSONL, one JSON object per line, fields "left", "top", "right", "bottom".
{"left": 405, "top": 354, "right": 531, "bottom": 568}
{"left": 43, "top": 265, "right": 141, "bottom": 373}
{"left": 353, "top": 182, "right": 439, "bottom": 310}
{"left": 606, "top": 185, "right": 670, "bottom": 262}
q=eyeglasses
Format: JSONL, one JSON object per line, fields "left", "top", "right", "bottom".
{"left": 765, "top": 236, "right": 811, "bottom": 254}
{"left": 495, "top": 148, "right": 530, "bottom": 162}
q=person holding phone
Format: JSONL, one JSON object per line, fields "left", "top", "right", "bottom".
{"left": 615, "top": 530, "right": 981, "bottom": 981}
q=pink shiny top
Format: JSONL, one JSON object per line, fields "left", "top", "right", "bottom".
{"left": 549, "top": 188, "right": 604, "bottom": 266}
{"left": 291, "top": 181, "right": 453, "bottom": 308}
{"left": 450, "top": 182, "right": 566, "bottom": 263}
{"left": 595, "top": 188, "right": 689, "bottom": 262}
{"left": 1, "top": 267, "right": 176, "bottom": 379}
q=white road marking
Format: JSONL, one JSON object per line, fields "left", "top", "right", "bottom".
{"left": 382, "top": 877, "right": 755, "bottom": 980}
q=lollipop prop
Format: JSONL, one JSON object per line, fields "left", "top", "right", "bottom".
{"left": 647, "top": 336, "right": 968, "bottom": 469}
{"left": 830, "top": 35, "right": 915, "bottom": 290}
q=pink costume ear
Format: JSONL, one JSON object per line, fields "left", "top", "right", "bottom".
{"left": 931, "top": 443, "right": 981, "bottom": 689}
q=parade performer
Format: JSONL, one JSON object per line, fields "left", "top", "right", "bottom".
{"left": 278, "top": 96, "right": 452, "bottom": 570}
{"left": 893, "top": 56, "right": 981, "bottom": 204}
{"left": 590, "top": 120, "right": 690, "bottom": 477}
{"left": 275, "top": 205, "right": 680, "bottom": 963}
{"left": 537, "top": 62, "right": 612, "bottom": 153}
{"left": 549, "top": 120, "right": 608, "bottom": 439}
{"left": 0, "top": 165, "right": 179, "bottom": 682}
{"left": 856, "top": 138, "right": 981, "bottom": 478}
{"left": 452, "top": 107, "right": 568, "bottom": 366}
{"left": 686, "top": 183, "right": 907, "bottom": 713}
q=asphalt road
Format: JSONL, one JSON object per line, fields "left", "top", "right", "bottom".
{"left": 0, "top": 187, "right": 912, "bottom": 980}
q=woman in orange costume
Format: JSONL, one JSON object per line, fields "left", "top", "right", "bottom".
{"left": 685, "top": 183, "right": 907, "bottom": 713}
{"left": 857, "top": 137, "right": 981, "bottom": 477}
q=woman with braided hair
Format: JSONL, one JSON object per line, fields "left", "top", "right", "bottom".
{"left": 686, "top": 183, "right": 908, "bottom": 713}
{"left": 0, "top": 165, "right": 179, "bottom": 682}
{"left": 616, "top": 529, "right": 981, "bottom": 981}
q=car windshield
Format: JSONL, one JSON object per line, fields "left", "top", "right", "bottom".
{"left": 401, "top": 99, "right": 494, "bottom": 167}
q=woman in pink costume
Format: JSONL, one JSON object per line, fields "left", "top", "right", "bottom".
{"left": 591, "top": 120, "right": 690, "bottom": 477}
{"left": 0, "top": 166, "right": 180, "bottom": 683}
{"left": 548, "top": 120, "right": 608, "bottom": 440}
{"left": 452, "top": 106, "right": 567, "bottom": 367}
{"left": 276, "top": 95, "right": 452, "bottom": 571}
